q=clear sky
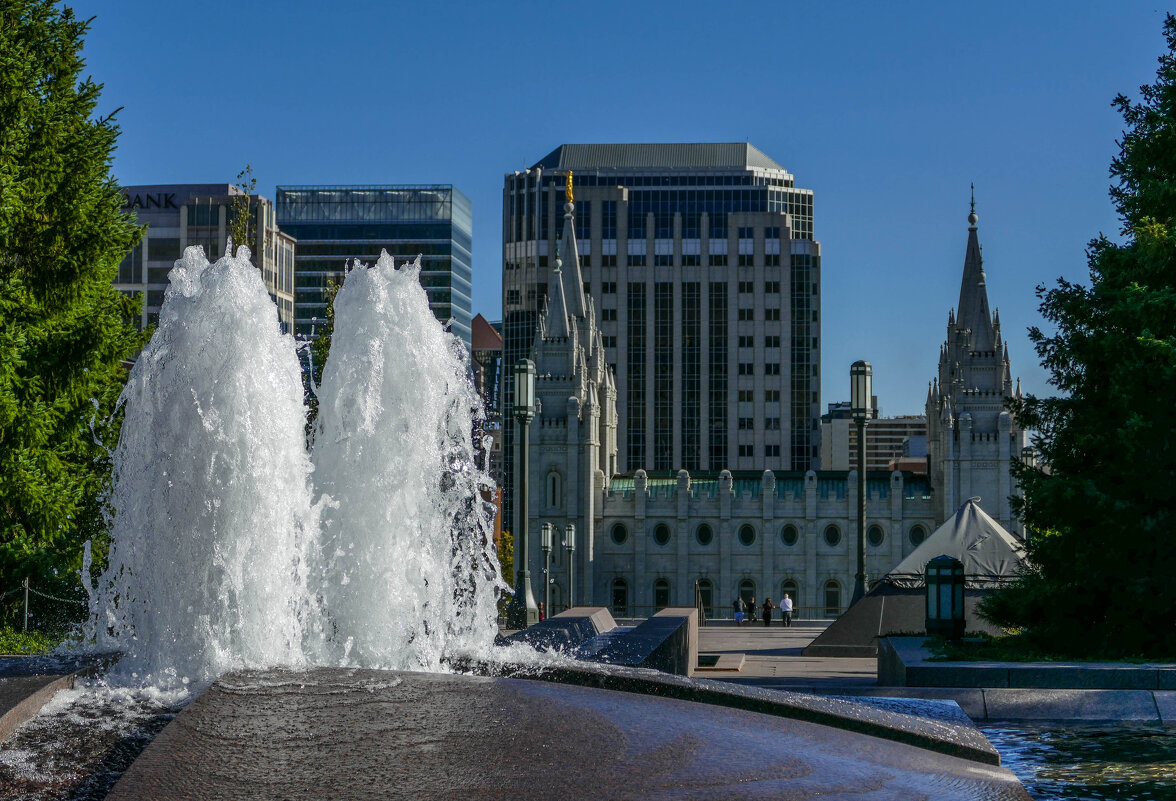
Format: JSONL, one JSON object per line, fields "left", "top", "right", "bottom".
{"left": 76, "top": 1, "right": 1166, "bottom": 416}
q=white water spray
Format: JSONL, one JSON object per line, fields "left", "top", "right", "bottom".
{"left": 85, "top": 246, "right": 503, "bottom": 687}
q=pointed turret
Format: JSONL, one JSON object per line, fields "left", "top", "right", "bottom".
{"left": 956, "top": 194, "right": 996, "bottom": 352}
{"left": 546, "top": 253, "right": 570, "bottom": 339}
{"left": 556, "top": 173, "right": 587, "bottom": 319}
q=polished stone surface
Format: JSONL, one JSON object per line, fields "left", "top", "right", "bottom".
{"left": 106, "top": 668, "right": 1030, "bottom": 801}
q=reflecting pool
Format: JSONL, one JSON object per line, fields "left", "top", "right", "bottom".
{"left": 982, "top": 724, "right": 1176, "bottom": 800}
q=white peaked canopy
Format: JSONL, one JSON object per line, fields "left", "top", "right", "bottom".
{"left": 884, "top": 498, "right": 1027, "bottom": 589}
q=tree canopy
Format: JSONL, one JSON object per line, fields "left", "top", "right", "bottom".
{"left": 982, "top": 14, "right": 1176, "bottom": 657}
{"left": 0, "top": 2, "right": 144, "bottom": 619}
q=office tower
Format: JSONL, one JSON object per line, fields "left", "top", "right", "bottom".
{"left": 117, "top": 184, "right": 296, "bottom": 333}
{"left": 275, "top": 185, "right": 473, "bottom": 347}
{"left": 501, "top": 143, "right": 821, "bottom": 522}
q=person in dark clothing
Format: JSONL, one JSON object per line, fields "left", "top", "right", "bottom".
{"left": 762, "top": 597, "right": 774, "bottom": 626}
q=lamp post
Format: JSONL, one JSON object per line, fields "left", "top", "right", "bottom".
{"left": 850, "top": 360, "right": 873, "bottom": 605}
{"left": 564, "top": 522, "right": 576, "bottom": 609}
{"left": 541, "top": 522, "right": 553, "bottom": 619}
{"left": 508, "top": 359, "right": 539, "bottom": 628}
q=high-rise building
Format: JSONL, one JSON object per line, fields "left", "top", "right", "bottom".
{"left": 116, "top": 184, "right": 296, "bottom": 333}
{"left": 501, "top": 143, "right": 821, "bottom": 524}
{"left": 275, "top": 185, "right": 473, "bottom": 346}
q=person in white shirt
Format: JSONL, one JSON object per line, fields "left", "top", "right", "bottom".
{"left": 781, "top": 593, "right": 794, "bottom": 627}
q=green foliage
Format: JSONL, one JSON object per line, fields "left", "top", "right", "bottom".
{"left": 0, "top": 626, "right": 57, "bottom": 655}
{"left": 306, "top": 278, "right": 340, "bottom": 423}
{"left": 0, "top": 2, "right": 144, "bottom": 616}
{"left": 981, "top": 15, "right": 1176, "bottom": 658}
{"left": 227, "top": 164, "right": 256, "bottom": 256}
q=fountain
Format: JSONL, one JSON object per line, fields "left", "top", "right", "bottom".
{"left": 83, "top": 245, "right": 502, "bottom": 688}
{"left": 0, "top": 244, "right": 1033, "bottom": 799}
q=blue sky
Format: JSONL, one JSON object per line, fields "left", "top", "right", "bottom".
{"left": 77, "top": 1, "right": 1166, "bottom": 415}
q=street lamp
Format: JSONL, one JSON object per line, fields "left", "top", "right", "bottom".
{"left": 508, "top": 358, "right": 539, "bottom": 628}
{"left": 850, "top": 360, "right": 873, "bottom": 605}
{"left": 541, "top": 522, "right": 553, "bottom": 619}
{"left": 564, "top": 522, "right": 576, "bottom": 609}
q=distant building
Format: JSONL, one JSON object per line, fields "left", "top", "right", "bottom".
{"left": 820, "top": 402, "right": 926, "bottom": 472}
{"left": 502, "top": 142, "right": 822, "bottom": 531}
{"left": 926, "top": 203, "right": 1027, "bottom": 536}
{"left": 116, "top": 184, "right": 296, "bottom": 332}
{"left": 471, "top": 314, "right": 503, "bottom": 481}
{"left": 275, "top": 185, "right": 473, "bottom": 347}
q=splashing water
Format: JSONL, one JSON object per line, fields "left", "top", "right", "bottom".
{"left": 84, "top": 246, "right": 503, "bottom": 688}
{"left": 309, "top": 253, "right": 501, "bottom": 671}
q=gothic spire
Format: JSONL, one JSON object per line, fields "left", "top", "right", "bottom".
{"left": 547, "top": 252, "right": 570, "bottom": 339}
{"left": 956, "top": 191, "right": 996, "bottom": 351}
{"left": 557, "top": 176, "right": 587, "bottom": 319}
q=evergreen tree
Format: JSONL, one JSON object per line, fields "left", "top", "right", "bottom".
{"left": 981, "top": 15, "right": 1176, "bottom": 657}
{"left": 0, "top": 2, "right": 144, "bottom": 620}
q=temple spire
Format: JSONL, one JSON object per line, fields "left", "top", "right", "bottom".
{"left": 956, "top": 190, "right": 996, "bottom": 351}
{"left": 556, "top": 173, "right": 587, "bottom": 319}
{"left": 547, "top": 252, "right": 570, "bottom": 338}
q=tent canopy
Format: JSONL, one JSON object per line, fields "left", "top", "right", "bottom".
{"left": 883, "top": 498, "right": 1026, "bottom": 589}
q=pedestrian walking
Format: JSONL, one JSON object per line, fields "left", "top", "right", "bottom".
{"left": 733, "top": 596, "right": 745, "bottom": 626}
{"left": 762, "top": 597, "right": 774, "bottom": 627}
{"left": 781, "top": 593, "right": 794, "bottom": 627}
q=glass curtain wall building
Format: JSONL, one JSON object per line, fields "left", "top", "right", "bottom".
{"left": 501, "top": 143, "right": 821, "bottom": 521}
{"left": 275, "top": 185, "right": 473, "bottom": 347}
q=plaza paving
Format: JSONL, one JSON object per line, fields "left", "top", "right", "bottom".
{"left": 697, "top": 620, "right": 877, "bottom": 690}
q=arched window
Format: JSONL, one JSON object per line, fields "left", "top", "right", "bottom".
{"left": 781, "top": 580, "right": 799, "bottom": 618}
{"left": 867, "top": 524, "right": 885, "bottom": 547}
{"left": 696, "top": 523, "right": 714, "bottom": 546}
{"left": 909, "top": 525, "right": 927, "bottom": 547}
{"left": 611, "top": 578, "right": 629, "bottom": 617}
{"left": 653, "top": 578, "right": 670, "bottom": 610}
{"left": 738, "top": 524, "right": 756, "bottom": 546}
{"left": 547, "top": 471, "right": 562, "bottom": 509}
{"left": 780, "top": 524, "right": 799, "bottom": 546}
{"left": 739, "top": 579, "right": 756, "bottom": 608}
{"left": 550, "top": 582, "right": 563, "bottom": 613}
{"left": 823, "top": 580, "right": 842, "bottom": 618}
{"left": 823, "top": 524, "right": 842, "bottom": 547}
{"left": 696, "top": 578, "right": 714, "bottom": 619}
{"left": 653, "top": 523, "right": 671, "bottom": 546}
{"left": 610, "top": 523, "right": 628, "bottom": 545}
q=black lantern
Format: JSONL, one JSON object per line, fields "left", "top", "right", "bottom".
{"left": 925, "top": 555, "right": 966, "bottom": 639}
{"left": 564, "top": 523, "right": 576, "bottom": 609}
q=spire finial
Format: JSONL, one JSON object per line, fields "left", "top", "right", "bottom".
{"left": 968, "top": 183, "right": 978, "bottom": 227}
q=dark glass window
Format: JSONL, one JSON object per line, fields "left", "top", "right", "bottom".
{"left": 868, "top": 525, "right": 885, "bottom": 547}
{"left": 612, "top": 578, "right": 629, "bottom": 617}
{"left": 653, "top": 523, "right": 671, "bottom": 546}
{"left": 626, "top": 283, "right": 646, "bottom": 470}
{"left": 601, "top": 201, "right": 617, "bottom": 239}
{"left": 824, "top": 581, "right": 841, "bottom": 617}
{"left": 681, "top": 282, "right": 701, "bottom": 471}
{"left": 653, "top": 283, "right": 673, "bottom": 469}
{"left": 611, "top": 523, "right": 628, "bottom": 545}
{"left": 909, "top": 525, "right": 927, "bottom": 546}
{"left": 708, "top": 283, "right": 728, "bottom": 467}
{"left": 696, "top": 524, "right": 714, "bottom": 546}
{"left": 780, "top": 525, "right": 799, "bottom": 546}
{"left": 823, "top": 525, "right": 841, "bottom": 547}
{"left": 738, "top": 525, "right": 756, "bottom": 546}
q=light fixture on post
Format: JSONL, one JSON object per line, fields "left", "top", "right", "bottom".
{"left": 540, "top": 522, "right": 553, "bottom": 619}
{"left": 850, "top": 360, "right": 873, "bottom": 605}
{"left": 925, "top": 554, "right": 966, "bottom": 639}
{"left": 507, "top": 359, "right": 539, "bottom": 628}
{"left": 564, "top": 522, "right": 576, "bottom": 609}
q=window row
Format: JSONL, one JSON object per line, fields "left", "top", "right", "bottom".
{"left": 610, "top": 577, "right": 842, "bottom": 619}
{"left": 608, "top": 522, "right": 930, "bottom": 548}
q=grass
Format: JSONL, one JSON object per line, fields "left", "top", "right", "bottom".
{"left": 0, "top": 627, "right": 59, "bottom": 655}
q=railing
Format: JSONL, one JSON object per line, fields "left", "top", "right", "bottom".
{"left": 1, "top": 578, "right": 87, "bottom": 633}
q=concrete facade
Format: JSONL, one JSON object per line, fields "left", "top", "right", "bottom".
{"left": 117, "top": 185, "right": 296, "bottom": 333}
